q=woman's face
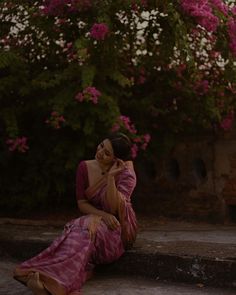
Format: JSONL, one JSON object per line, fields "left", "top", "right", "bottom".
{"left": 95, "top": 139, "right": 115, "bottom": 165}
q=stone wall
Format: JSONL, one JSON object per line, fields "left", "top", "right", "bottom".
{"left": 134, "top": 125, "right": 236, "bottom": 223}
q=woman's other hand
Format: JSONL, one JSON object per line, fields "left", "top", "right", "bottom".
{"left": 88, "top": 215, "right": 102, "bottom": 241}
{"left": 108, "top": 159, "right": 126, "bottom": 177}
{"left": 101, "top": 212, "right": 120, "bottom": 230}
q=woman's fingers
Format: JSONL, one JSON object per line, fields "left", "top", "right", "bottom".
{"left": 88, "top": 215, "right": 102, "bottom": 241}
{"left": 102, "top": 214, "right": 120, "bottom": 230}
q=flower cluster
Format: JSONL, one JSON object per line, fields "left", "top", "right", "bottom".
{"left": 42, "top": 0, "right": 92, "bottom": 16}
{"left": 75, "top": 86, "right": 101, "bottom": 104}
{"left": 45, "top": 111, "right": 66, "bottom": 129}
{"left": 220, "top": 110, "right": 234, "bottom": 131}
{"left": 112, "top": 115, "right": 151, "bottom": 158}
{"left": 180, "top": 0, "right": 220, "bottom": 32}
{"left": 6, "top": 137, "right": 29, "bottom": 153}
{"left": 180, "top": 0, "right": 236, "bottom": 57}
{"left": 227, "top": 18, "right": 236, "bottom": 57}
{"left": 194, "top": 79, "right": 210, "bottom": 95}
{"left": 90, "top": 23, "right": 109, "bottom": 40}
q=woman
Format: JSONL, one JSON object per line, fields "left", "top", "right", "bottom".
{"left": 13, "top": 132, "right": 137, "bottom": 295}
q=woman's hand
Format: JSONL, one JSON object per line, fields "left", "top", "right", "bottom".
{"left": 108, "top": 159, "right": 126, "bottom": 177}
{"left": 101, "top": 212, "right": 120, "bottom": 230}
{"left": 88, "top": 215, "right": 102, "bottom": 241}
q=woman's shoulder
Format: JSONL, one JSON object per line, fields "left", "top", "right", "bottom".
{"left": 125, "top": 161, "right": 135, "bottom": 174}
{"left": 78, "top": 159, "right": 95, "bottom": 166}
{"left": 84, "top": 159, "right": 96, "bottom": 168}
{"left": 121, "top": 161, "right": 136, "bottom": 179}
{"left": 77, "top": 159, "right": 97, "bottom": 171}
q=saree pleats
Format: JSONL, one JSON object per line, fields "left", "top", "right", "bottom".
{"left": 13, "top": 164, "right": 137, "bottom": 295}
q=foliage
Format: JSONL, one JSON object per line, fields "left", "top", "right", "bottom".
{"left": 0, "top": 0, "right": 236, "bottom": 211}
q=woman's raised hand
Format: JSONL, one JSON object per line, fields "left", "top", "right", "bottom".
{"left": 101, "top": 212, "right": 120, "bottom": 230}
{"left": 108, "top": 159, "right": 126, "bottom": 177}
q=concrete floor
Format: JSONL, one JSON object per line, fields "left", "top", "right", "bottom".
{"left": 139, "top": 229, "right": 236, "bottom": 244}
{"left": 1, "top": 259, "right": 235, "bottom": 295}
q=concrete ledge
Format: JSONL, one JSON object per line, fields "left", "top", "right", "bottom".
{"left": 99, "top": 249, "right": 236, "bottom": 288}
{"left": 1, "top": 221, "right": 236, "bottom": 289}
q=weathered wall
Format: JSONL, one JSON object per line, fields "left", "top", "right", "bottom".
{"left": 134, "top": 125, "right": 236, "bottom": 223}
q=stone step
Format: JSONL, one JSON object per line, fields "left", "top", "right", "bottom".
{"left": 1, "top": 219, "right": 236, "bottom": 288}
{"left": 1, "top": 259, "right": 235, "bottom": 295}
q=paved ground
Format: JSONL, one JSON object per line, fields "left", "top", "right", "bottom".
{"left": 140, "top": 228, "right": 236, "bottom": 244}
{"left": 0, "top": 217, "right": 236, "bottom": 290}
{"left": 1, "top": 259, "right": 235, "bottom": 295}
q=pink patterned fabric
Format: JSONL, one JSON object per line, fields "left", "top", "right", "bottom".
{"left": 14, "top": 161, "right": 137, "bottom": 295}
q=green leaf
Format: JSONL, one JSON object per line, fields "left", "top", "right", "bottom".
{"left": 83, "top": 118, "right": 94, "bottom": 135}
{"left": 81, "top": 65, "right": 96, "bottom": 88}
{"left": 109, "top": 71, "right": 132, "bottom": 87}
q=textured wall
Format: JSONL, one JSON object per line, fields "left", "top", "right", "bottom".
{"left": 134, "top": 125, "right": 236, "bottom": 222}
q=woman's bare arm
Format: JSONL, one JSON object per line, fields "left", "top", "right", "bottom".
{"left": 105, "top": 175, "right": 121, "bottom": 214}
{"left": 104, "top": 160, "right": 127, "bottom": 214}
{"left": 78, "top": 200, "right": 105, "bottom": 217}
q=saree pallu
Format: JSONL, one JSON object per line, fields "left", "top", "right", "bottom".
{"left": 13, "top": 164, "right": 137, "bottom": 295}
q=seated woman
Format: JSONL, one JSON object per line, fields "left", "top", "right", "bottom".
{"left": 13, "top": 132, "right": 137, "bottom": 295}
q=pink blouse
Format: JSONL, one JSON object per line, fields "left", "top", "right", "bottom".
{"left": 76, "top": 161, "right": 88, "bottom": 201}
{"left": 76, "top": 160, "right": 136, "bottom": 202}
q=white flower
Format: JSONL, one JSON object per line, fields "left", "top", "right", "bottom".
{"left": 141, "top": 11, "right": 150, "bottom": 20}
{"left": 153, "top": 33, "right": 158, "bottom": 39}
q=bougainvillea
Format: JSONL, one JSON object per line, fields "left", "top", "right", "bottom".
{"left": 45, "top": 111, "right": 66, "bottom": 129}
{"left": 112, "top": 115, "right": 151, "bottom": 158}
{"left": 75, "top": 87, "right": 101, "bottom": 104}
{"left": 90, "top": 23, "right": 109, "bottom": 40}
{"left": 6, "top": 137, "right": 29, "bottom": 153}
{"left": 0, "top": 0, "right": 236, "bottom": 210}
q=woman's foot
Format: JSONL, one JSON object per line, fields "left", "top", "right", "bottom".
{"left": 27, "top": 272, "right": 49, "bottom": 295}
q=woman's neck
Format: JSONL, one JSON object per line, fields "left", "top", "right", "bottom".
{"left": 96, "top": 161, "right": 113, "bottom": 175}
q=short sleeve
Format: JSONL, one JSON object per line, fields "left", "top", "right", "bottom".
{"left": 117, "top": 170, "right": 137, "bottom": 201}
{"left": 76, "top": 161, "right": 88, "bottom": 201}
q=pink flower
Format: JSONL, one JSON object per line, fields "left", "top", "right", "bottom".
{"left": 231, "top": 6, "right": 236, "bottom": 15}
{"left": 227, "top": 18, "right": 236, "bottom": 57}
{"left": 42, "top": 0, "right": 92, "bottom": 15}
{"left": 90, "top": 23, "right": 109, "bottom": 40}
{"left": 51, "top": 111, "right": 59, "bottom": 116}
{"left": 111, "top": 115, "right": 151, "bottom": 158}
{"left": 120, "top": 115, "right": 137, "bottom": 134}
{"left": 141, "top": 143, "right": 148, "bottom": 150}
{"left": 41, "top": 0, "right": 68, "bottom": 16}
{"left": 180, "top": 0, "right": 220, "bottom": 32}
{"left": 133, "top": 137, "right": 142, "bottom": 143}
{"left": 84, "top": 86, "right": 101, "bottom": 104}
{"left": 46, "top": 111, "right": 66, "bottom": 129}
{"left": 194, "top": 80, "right": 210, "bottom": 95}
{"left": 75, "top": 86, "right": 101, "bottom": 104}
{"left": 143, "top": 133, "right": 151, "bottom": 143}
{"left": 75, "top": 92, "right": 84, "bottom": 102}
{"left": 6, "top": 137, "right": 29, "bottom": 153}
{"left": 137, "top": 75, "right": 146, "bottom": 84}
{"left": 220, "top": 111, "right": 234, "bottom": 131}
{"left": 131, "top": 144, "right": 138, "bottom": 159}
{"left": 111, "top": 123, "right": 120, "bottom": 132}
{"left": 211, "top": 0, "right": 229, "bottom": 16}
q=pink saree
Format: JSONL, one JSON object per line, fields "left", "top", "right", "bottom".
{"left": 13, "top": 161, "right": 137, "bottom": 295}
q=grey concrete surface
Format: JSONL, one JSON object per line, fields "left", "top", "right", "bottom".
{"left": 139, "top": 229, "right": 236, "bottom": 244}
{"left": 0, "top": 219, "right": 236, "bottom": 289}
{"left": 1, "top": 259, "right": 235, "bottom": 295}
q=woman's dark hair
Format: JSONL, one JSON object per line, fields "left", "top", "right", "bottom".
{"left": 107, "top": 132, "right": 132, "bottom": 161}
